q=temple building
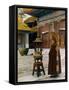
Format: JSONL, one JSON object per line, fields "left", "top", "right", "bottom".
{"left": 18, "top": 8, "right": 65, "bottom": 48}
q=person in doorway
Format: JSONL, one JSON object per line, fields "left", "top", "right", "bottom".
{"left": 48, "top": 36, "right": 61, "bottom": 77}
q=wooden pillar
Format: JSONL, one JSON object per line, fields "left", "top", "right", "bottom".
{"left": 49, "top": 22, "right": 55, "bottom": 48}
{"left": 54, "top": 20, "right": 60, "bottom": 47}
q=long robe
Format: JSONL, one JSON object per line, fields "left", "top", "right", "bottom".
{"left": 48, "top": 44, "right": 61, "bottom": 75}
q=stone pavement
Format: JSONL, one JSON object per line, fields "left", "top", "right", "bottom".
{"left": 18, "top": 49, "right": 65, "bottom": 82}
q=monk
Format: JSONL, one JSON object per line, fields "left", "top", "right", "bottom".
{"left": 48, "top": 37, "right": 61, "bottom": 77}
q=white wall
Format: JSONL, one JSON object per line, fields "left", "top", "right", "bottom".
{"left": 0, "top": 0, "right": 69, "bottom": 90}
{"left": 25, "top": 33, "right": 29, "bottom": 48}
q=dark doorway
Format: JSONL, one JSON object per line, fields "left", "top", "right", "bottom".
{"left": 29, "top": 32, "right": 37, "bottom": 48}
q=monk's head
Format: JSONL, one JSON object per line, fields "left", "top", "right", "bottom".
{"left": 51, "top": 35, "right": 57, "bottom": 45}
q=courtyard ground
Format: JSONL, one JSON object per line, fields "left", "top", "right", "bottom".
{"left": 18, "top": 48, "right": 65, "bottom": 82}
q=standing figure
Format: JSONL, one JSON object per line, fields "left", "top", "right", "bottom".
{"left": 48, "top": 37, "right": 61, "bottom": 77}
